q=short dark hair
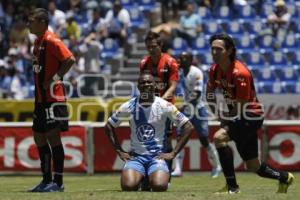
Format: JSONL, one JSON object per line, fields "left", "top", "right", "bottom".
{"left": 29, "top": 8, "right": 49, "bottom": 25}
{"left": 209, "top": 33, "right": 236, "bottom": 61}
{"left": 144, "top": 31, "right": 162, "bottom": 46}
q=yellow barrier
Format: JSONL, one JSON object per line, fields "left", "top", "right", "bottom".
{"left": 0, "top": 97, "right": 184, "bottom": 122}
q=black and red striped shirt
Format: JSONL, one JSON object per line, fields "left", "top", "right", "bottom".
{"left": 33, "top": 30, "right": 73, "bottom": 103}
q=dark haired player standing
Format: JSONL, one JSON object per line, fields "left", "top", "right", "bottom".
{"left": 206, "top": 33, "right": 294, "bottom": 194}
{"left": 27, "top": 8, "right": 75, "bottom": 192}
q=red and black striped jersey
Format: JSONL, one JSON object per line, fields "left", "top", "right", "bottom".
{"left": 207, "top": 60, "right": 263, "bottom": 116}
{"left": 33, "top": 30, "right": 73, "bottom": 103}
{"left": 140, "top": 53, "right": 179, "bottom": 104}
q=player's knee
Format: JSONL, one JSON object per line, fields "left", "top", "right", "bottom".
{"left": 213, "top": 130, "right": 228, "bottom": 148}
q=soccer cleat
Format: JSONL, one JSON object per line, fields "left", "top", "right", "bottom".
{"left": 171, "top": 170, "right": 183, "bottom": 177}
{"left": 27, "top": 182, "right": 48, "bottom": 192}
{"left": 211, "top": 166, "right": 222, "bottom": 178}
{"left": 277, "top": 172, "right": 294, "bottom": 193}
{"left": 42, "top": 183, "right": 64, "bottom": 192}
{"left": 214, "top": 185, "right": 240, "bottom": 194}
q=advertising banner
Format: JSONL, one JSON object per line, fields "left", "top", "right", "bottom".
{"left": 0, "top": 126, "right": 87, "bottom": 172}
{"left": 265, "top": 126, "right": 300, "bottom": 170}
{"left": 93, "top": 126, "right": 256, "bottom": 172}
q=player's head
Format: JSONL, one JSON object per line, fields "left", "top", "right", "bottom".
{"left": 209, "top": 33, "right": 236, "bottom": 64}
{"left": 138, "top": 72, "right": 155, "bottom": 99}
{"left": 145, "top": 31, "right": 162, "bottom": 57}
{"left": 178, "top": 51, "right": 193, "bottom": 70}
{"left": 27, "top": 8, "right": 49, "bottom": 34}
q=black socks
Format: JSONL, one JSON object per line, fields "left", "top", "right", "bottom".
{"left": 217, "top": 146, "right": 239, "bottom": 188}
{"left": 52, "top": 144, "right": 65, "bottom": 187}
{"left": 256, "top": 162, "right": 288, "bottom": 183}
{"left": 38, "top": 145, "right": 52, "bottom": 184}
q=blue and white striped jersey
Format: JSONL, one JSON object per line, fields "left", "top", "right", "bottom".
{"left": 108, "top": 96, "right": 189, "bottom": 155}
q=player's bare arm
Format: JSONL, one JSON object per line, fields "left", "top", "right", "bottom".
{"left": 157, "top": 121, "right": 193, "bottom": 160}
{"left": 43, "top": 56, "right": 76, "bottom": 89}
{"left": 162, "top": 80, "right": 177, "bottom": 101}
{"left": 104, "top": 122, "right": 132, "bottom": 161}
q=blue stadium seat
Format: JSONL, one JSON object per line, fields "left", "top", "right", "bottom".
{"left": 223, "top": 21, "right": 244, "bottom": 37}
{"left": 281, "top": 81, "right": 300, "bottom": 93}
{"left": 139, "top": 0, "right": 156, "bottom": 12}
{"left": 258, "top": 81, "right": 283, "bottom": 94}
{"left": 129, "top": 6, "right": 145, "bottom": 29}
{"left": 101, "top": 38, "right": 121, "bottom": 59}
{"left": 274, "top": 67, "right": 298, "bottom": 81}
{"left": 289, "top": 50, "right": 300, "bottom": 65}
{"left": 120, "top": 0, "right": 135, "bottom": 10}
{"left": 198, "top": 6, "right": 212, "bottom": 20}
{"left": 256, "top": 67, "right": 277, "bottom": 81}
{"left": 241, "top": 52, "right": 265, "bottom": 79}
{"left": 281, "top": 34, "right": 300, "bottom": 53}
{"left": 171, "top": 37, "right": 189, "bottom": 57}
{"left": 191, "top": 36, "right": 209, "bottom": 56}
{"left": 197, "top": 52, "right": 213, "bottom": 65}
{"left": 234, "top": 35, "right": 256, "bottom": 53}
{"left": 257, "top": 35, "right": 275, "bottom": 54}
{"left": 215, "top": 6, "right": 232, "bottom": 23}
{"left": 202, "top": 21, "right": 223, "bottom": 37}
{"left": 245, "top": 20, "right": 267, "bottom": 36}
{"left": 236, "top": 5, "right": 257, "bottom": 21}
{"left": 268, "top": 51, "right": 288, "bottom": 66}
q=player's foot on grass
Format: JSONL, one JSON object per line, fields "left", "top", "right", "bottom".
{"left": 27, "top": 181, "right": 48, "bottom": 192}
{"left": 214, "top": 184, "right": 240, "bottom": 194}
{"left": 277, "top": 172, "right": 294, "bottom": 193}
{"left": 171, "top": 170, "right": 182, "bottom": 177}
{"left": 211, "top": 166, "right": 222, "bottom": 178}
{"left": 42, "top": 183, "right": 64, "bottom": 192}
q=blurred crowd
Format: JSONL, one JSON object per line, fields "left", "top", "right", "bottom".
{"left": 0, "top": 0, "right": 298, "bottom": 99}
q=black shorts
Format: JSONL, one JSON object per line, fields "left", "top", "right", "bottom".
{"left": 32, "top": 102, "right": 69, "bottom": 133}
{"left": 222, "top": 117, "right": 263, "bottom": 161}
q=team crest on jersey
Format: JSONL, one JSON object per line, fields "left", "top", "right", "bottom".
{"left": 136, "top": 123, "right": 155, "bottom": 142}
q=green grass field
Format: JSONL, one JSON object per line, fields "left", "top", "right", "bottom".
{"left": 0, "top": 172, "right": 298, "bottom": 200}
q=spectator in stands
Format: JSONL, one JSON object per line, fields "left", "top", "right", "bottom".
{"left": 78, "top": 32, "right": 103, "bottom": 73}
{"left": 87, "top": 7, "right": 107, "bottom": 41}
{"left": 160, "top": 0, "right": 179, "bottom": 23}
{"left": 104, "top": 0, "right": 131, "bottom": 46}
{"left": 27, "top": 8, "right": 75, "bottom": 192}
{"left": 206, "top": 33, "right": 294, "bottom": 194}
{"left": 266, "top": 0, "right": 291, "bottom": 41}
{"left": 172, "top": 51, "right": 221, "bottom": 178}
{"left": 9, "top": 17, "right": 29, "bottom": 47}
{"left": 104, "top": 72, "right": 193, "bottom": 191}
{"left": 48, "top": 0, "right": 66, "bottom": 36}
{"left": 0, "top": 59, "right": 11, "bottom": 98}
{"left": 65, "top": 12, "right": 81, "bottom": 41}
{"left": 3, "top": 2, "right": 15, "bottom": 33}
{"left": 172, "top": 1, "right": 202, "bottom": 46}
{"left": 140, "top": 31, "right": 179, "bottom": 190}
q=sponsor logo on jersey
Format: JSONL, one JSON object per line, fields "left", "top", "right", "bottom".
{"left": 136, "top": 123, "right": 155, "bottom": 142}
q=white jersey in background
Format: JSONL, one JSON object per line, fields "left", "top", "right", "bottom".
{"left": 108, "top": 96, "right": 189, "bottom": 155}
{"left": 180, "top": 65, "right": 205, "bottom": 107}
